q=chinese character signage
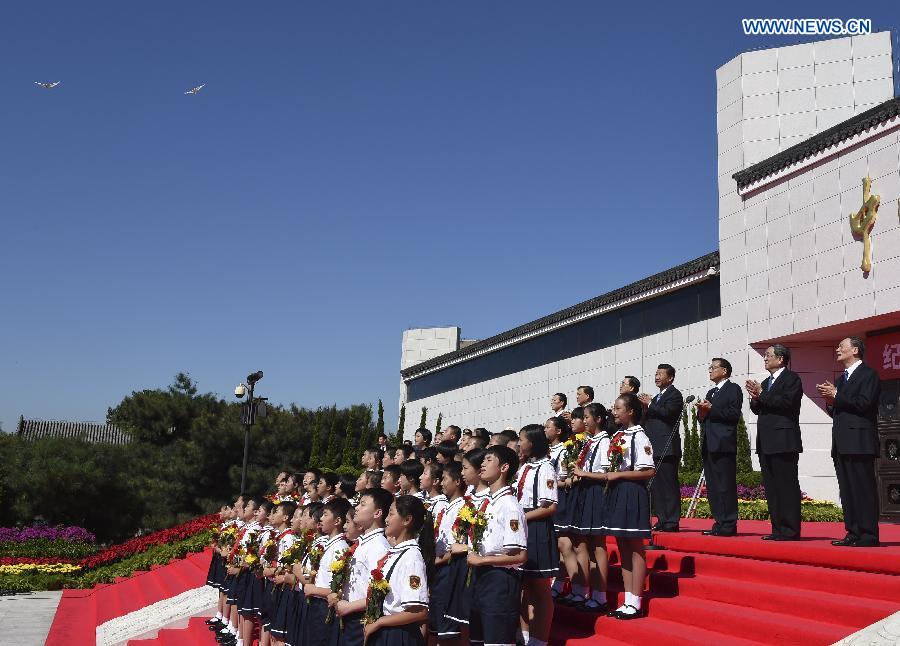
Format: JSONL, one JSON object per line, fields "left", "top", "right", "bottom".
{"left": 873, "top": 332, "right": 900, "bottom": 380}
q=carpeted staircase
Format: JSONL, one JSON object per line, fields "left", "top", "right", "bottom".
{"left": 550, "top": 518, "right": 900, "bottom": 645}
{"left": 46, "top": 521, "right": 900, "bottom": 646}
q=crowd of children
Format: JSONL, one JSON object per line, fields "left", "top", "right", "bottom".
{"left": 205, "top": 391, "right": 655, "bottom": 646}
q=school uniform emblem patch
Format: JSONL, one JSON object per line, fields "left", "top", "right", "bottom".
{"left": 547, "top": 479, "right": 555, "bottom": 489}
{"left": 510, "top": 519, "right": 519, "bottom": 531}
{"left": 409, "top": 575, "right": 421, "bottom": 590}
{"left": 644, "top": 445, "right": 652, "bottom": 455}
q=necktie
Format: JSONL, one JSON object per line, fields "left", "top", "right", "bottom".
{"left": 764, "top": 377, "right": 771, "bottom": 391}
{"left": 710, "top": 387, "right": 719, "bottom": 399}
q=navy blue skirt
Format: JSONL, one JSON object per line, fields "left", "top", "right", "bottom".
{"left": 259, "top": 579, "right": 276, "bottom": 622}
{"left": 224, "top": 573, "right": 237, "bottom": 604}
{"left": 210, "top": 551, "right": 229, "bottom": 588}
{"left": 241, "top": 574, "right": 264, "bottom": 616}
{"left": 553, "top": 485, "right": 573, "bottom": 534}
{"left": 569, "top": 481, "right": 608, "bottom": 536}
{"left": 427, "top": 563, "right": 453, "bottom": 636}
{"left": 601, "top": 480, "right": 651, "bottom": 539}
{"left": 270, "top": 586, "right": 297, "bottom": 638}
{"left": 521, "top": 515, "right": 559, "bottom": 579}
{"left": 285, "top": 587, "right": 308, "bottom": 646}
{"left": 442, "top": 554, "right": 474, "bottom": 632}
{"left": 367, "top": 624, "right": 424, "bottom": 646}
{"left": 234, "top": 571, "right": 253, "bottom": 613}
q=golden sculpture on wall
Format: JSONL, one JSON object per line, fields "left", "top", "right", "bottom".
{"left": 849, "top": 176, "right": 880, "bottom": 274}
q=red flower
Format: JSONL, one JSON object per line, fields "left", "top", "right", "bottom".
{"left": 370, "top": 568, "right": 384, "bottom": 581}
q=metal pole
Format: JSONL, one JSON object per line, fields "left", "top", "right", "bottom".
{"left": 239, "top": 382, "right": 254, "bottom": 496}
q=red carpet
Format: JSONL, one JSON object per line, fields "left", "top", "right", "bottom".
{"left": 45, "top": 549, "right": 213, "bottom": 646}
{"left": 550, "top": 519, "right": 900, "bottom": 645}
{"left": 50, "top": 523, "right": 900, "bottom": 646}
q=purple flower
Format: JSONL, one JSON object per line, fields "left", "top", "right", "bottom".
{"left": 0, "top": 525, "right": 96, "bottom": 543}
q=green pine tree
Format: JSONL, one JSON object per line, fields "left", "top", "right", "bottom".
{"left": 419, "top": 406, "right": 428, "bottom": 428}
{"left": 376, "top": 400, "right": 385, "bottom": 438}
{"left": 340, "top": 412, "right": 356, "bottom": 469}
{"left": 680, "top": 407, "right": 691, "bottom": 470}
{"left": 309, "top": 410, "right": 323, "bottom": 467}
{"left": 394, "top": 404, "right": 406, "bottom": 447}
{"left": 435, "top": 412, "right": 443, "bottom": 437}
{"left": 324, "top": 407, "right": 341, "bottom": 469}
{"left": 357, "top": 404, "right": 373, "bottom": 461}
{"left": 688, "top": 407, "right": 702, "bottom": 471}
{"left": 736, "top": 414, "right": 753, "bottom": 474}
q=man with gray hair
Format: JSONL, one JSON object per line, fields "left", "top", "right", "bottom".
{"left": 746, "top": 344, "right": 803, "bottom": 541}
{"left": 816, "top": 337, "right": 882, "bottom": 547}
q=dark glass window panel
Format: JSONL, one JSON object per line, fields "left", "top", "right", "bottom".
{"left": 406, "top": 277, "right": 721, "bottom": 401}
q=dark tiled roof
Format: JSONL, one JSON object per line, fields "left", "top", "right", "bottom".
{"left": 16, "top": 418, "right": 132, "bottom": 445}
{"left": 401, "top": 251, "right": 719, "bottom": 380}
{"left": 733, "top": 97, "right": 900, "bottom": 190}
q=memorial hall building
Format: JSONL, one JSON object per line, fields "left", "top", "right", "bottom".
{"left": 399, "top": 32, "right": 900, "bottom": 512}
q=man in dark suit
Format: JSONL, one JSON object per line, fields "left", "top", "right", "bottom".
{"left": 697, "top": 357, "right": 744, "bottom": 536}
{"left": 640, "top": 363, "right": 684, "bottom": 532}
{"left": 817, "top": 336, "right": 882, "bottom": 547}
{"left": 746, "top": 344, "right": 803, "bottom": 541}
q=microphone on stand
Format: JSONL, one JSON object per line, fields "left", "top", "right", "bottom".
{"left": 646, "top": 394, "right": 695, "bottom": 551}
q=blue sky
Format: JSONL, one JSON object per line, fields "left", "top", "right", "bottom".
{"left": 1, "top": 2, "right": 897, "bottom": 435}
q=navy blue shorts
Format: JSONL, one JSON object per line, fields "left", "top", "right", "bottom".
{"left": 469, "top": 566, "right": 522, "bottom": 645}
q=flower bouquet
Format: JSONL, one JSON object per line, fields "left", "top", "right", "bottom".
{"left": 606, "top": 431, "right": 627, "bottom": 489}
{"left": 563, "top": 432, "right": 589, "bottom": 484}
{"left": 452, "top": 499, "right": 488, "bottom": 584}
{"left": 325, "top": 542, "right": 358, "bottom": 623}
{"left": 307, "top": 543, "right": 325, "bottom": 580}
{"left": 363, "top": 566, "right": 390, "bottom": 625}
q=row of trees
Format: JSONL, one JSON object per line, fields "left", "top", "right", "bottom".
{"left": 680, "top": 406, "right": 753, "bottom": 474}
{"left": 0, "top": 374, "right": 384, "bottom": 541}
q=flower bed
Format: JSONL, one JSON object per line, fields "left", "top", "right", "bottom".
{"left": 77, "top": 514, "right": 217, "bottom": 570}
{"left": 0, "top": 526, "right": 95, "bottom": 543}
{"left": 680, "top": 498, "right": 844, "bottom": 522}
{"left": 0, "top": 514, "right": 217, "bottom": 592}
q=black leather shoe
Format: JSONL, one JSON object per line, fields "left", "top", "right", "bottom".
{"left": 761, "top": 534, "right": 777, "bottom": 540}
{"left": 650, "top": 523, "right": 663, "bottom": 531}
{"left": 771, "top": 535, "right": 800, "bottom": 541}
{"left": 849, "top": 539, "right": 880, "bottom": 547}
{"left": 832, "top": 536, "right": 857, "bottom": 547}
{"left": 706, "top": 528, "right": 736, "bottom": 537}
{"left": 655, "top": 526, "right": 679, "bottom": 532}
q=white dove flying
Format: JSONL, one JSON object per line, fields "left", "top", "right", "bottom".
{"left": 35, "top": 81, "right": 61, "bottom": 89}
{"left": 184, "top": 84, "right": 206, "bottom": 95}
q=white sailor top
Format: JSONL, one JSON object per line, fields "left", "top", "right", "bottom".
{"left": 549, "top": 443, "right": 568, "bottom": 480}
{"left": 376, "top": 539, "right": 429, "bottom": 615}
{"left": 347, "top": 528, "right": 391, "bottom": 602}
{"left": 478, "top": 486, "right": 527, "bottom": 565}
{"left": 515, "top": 458, "right": 558, "bottom": 511}
{"left": 314, "top": 534, "right": 350, "bottom": 589}
{"left": 238, "top": 521, "right": 261, "bottom": 550}
{"left": 434, "top": 495, "right": 466, "bottom": 558}
{"left": 427, "top": 493, "right": 449, "bottom": 518}
{"left": 611, "top": 425, "right": 655, "bottom": 471}
{"left": 583, "top": 431, "right": 612, "bottom": 473}
{"left": 299, "top": 493, "right": 311, "bottom": 506}
{"left": 465, "top": 485, "right": 491, "bottom": 507}
{"left": 256, "top": 525, "right": 276, "bottom": 568}
{"left": 275, "top": 530, "right": 297, "bottom": 568}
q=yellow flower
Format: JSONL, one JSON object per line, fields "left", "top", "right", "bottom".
{"left": 245, "top": 554, "right": 258, "bottom": 565}
{"left": 330, "top": 558, "right": 345, "bottom": 573}
{"left": 0, "top": 563, "right": 82, "bottom": 574}
{"left": 372, "top": 579, "right": 390, "bottom": 593}
{"left": 458, "top": 507, "right": 475, "bottom": 523}
{"left": 575, "top": 433, "right": 587, "bottom": 442}
{"left": 563, "top": 440, "right": 574, "bottom": 448}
